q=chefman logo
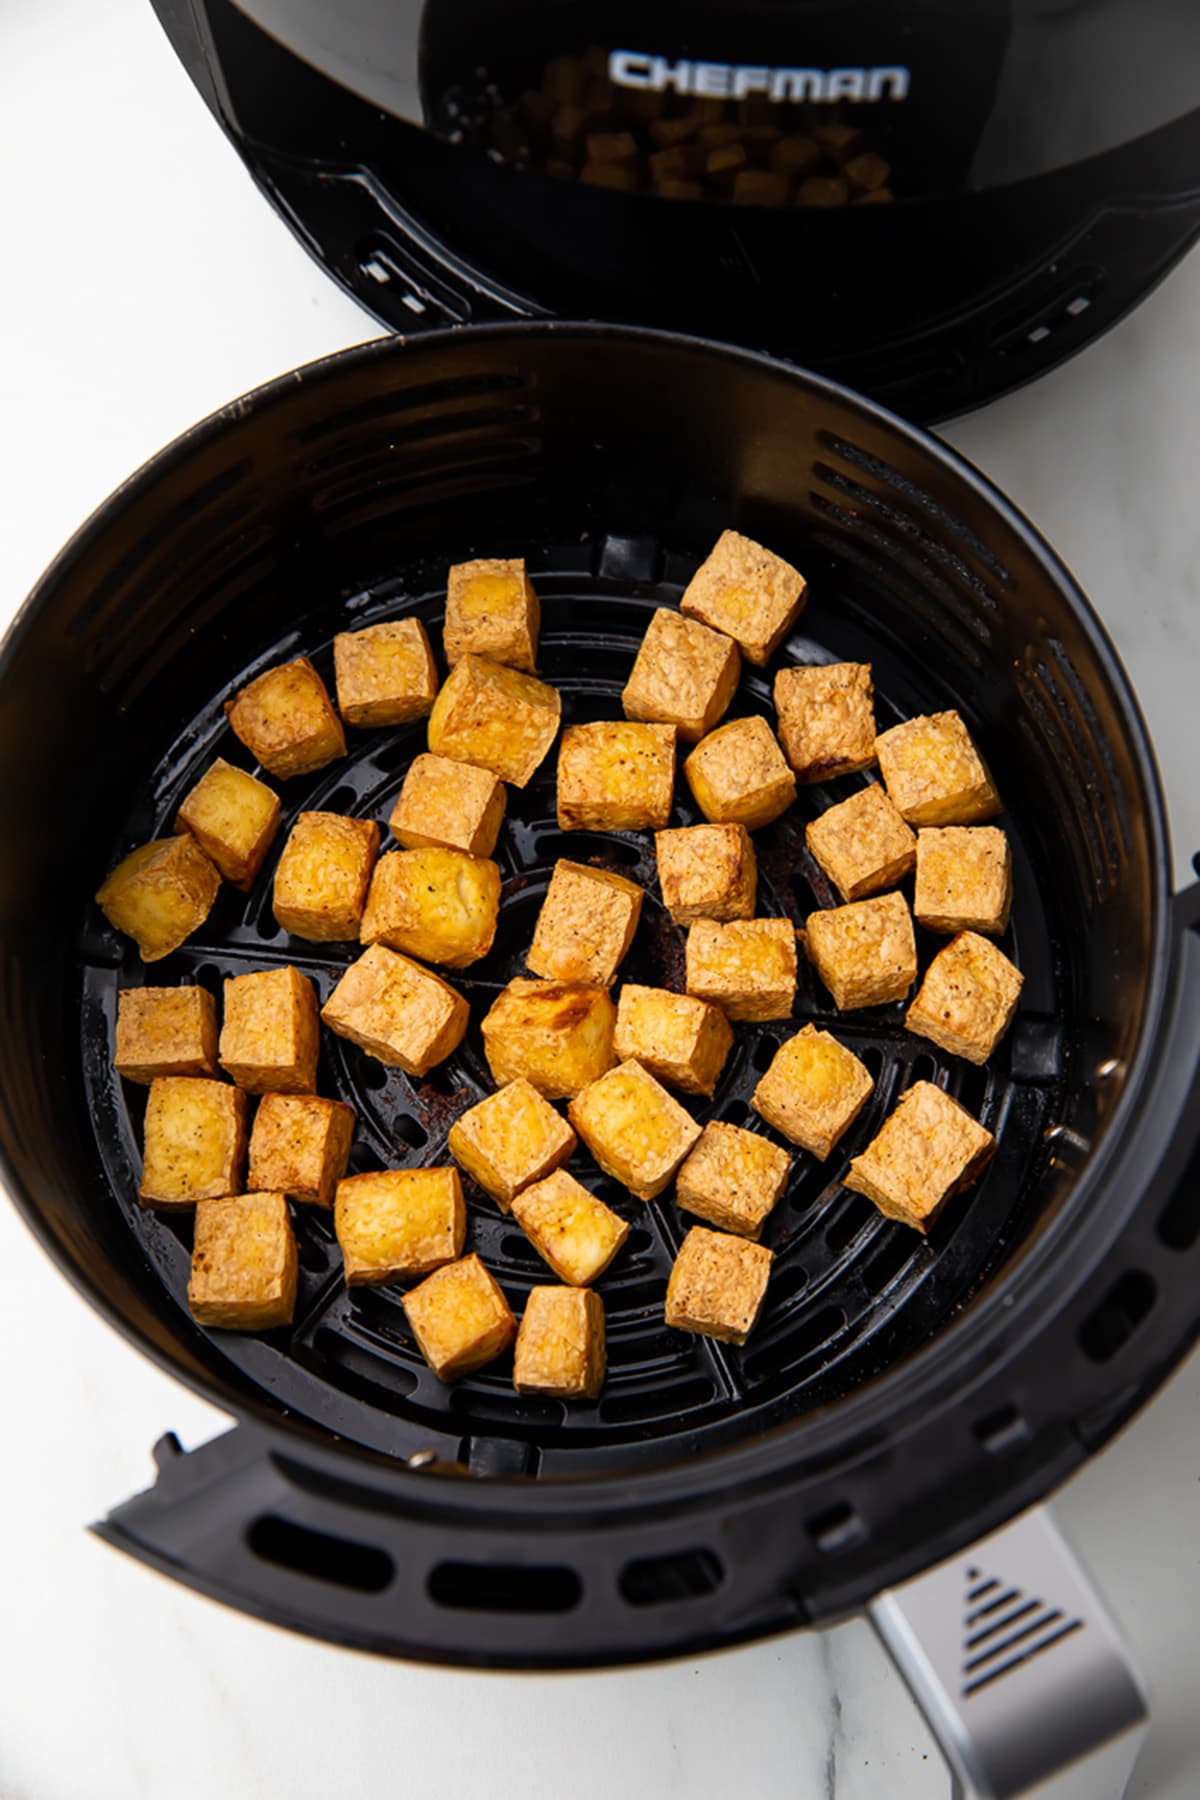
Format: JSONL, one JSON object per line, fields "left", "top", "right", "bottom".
{"left": 609, "top": 50, "right": 910, "bottom": 104}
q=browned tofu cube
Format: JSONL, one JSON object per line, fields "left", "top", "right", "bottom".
{"left": 845, "top": 1080, "right": 996, "bottom": 1232}
{"left": 665, "top": 1226, "right": 773, "bottom": 1344}
{"left": 140, "top": 1076, "right": 248, "bottom": 1208}
{"left": 752, "top": 1023, "right": 874, "bottom": 1158}
{"left": 914, "top": 826, "right": 1013, "bottom": 935}
{"left": 511, "top": 1169, "right": 629, "bottom": 1285}
{"left": 427, "top": 653, "right": 560, "bottom": 788}
{"left": 527, "top": 860, "right": 643, "bottom": 987}
{"left": 676, "top": 1122, "right": 790, "bottom": 1238}
{"left": 613, "top": 983, "right": 732, "bottom": 1097}
{"left": 655, "top": 822, "right": 757, "bottom": 924}
{"left": 805, "top": 784, "right": 917, "bottom": 903}
{"left": 805, "top": 890, "right": 918, "bottom": 1010}
{"left": 556, "top": 721, "right": 677, "bottom": 831}
{"left": 906, "top": 932, "right": 1024, "bottom": 1065}
{"left": 272, "top": 811, "right": 380, "bottom": 941}
{"left": 389, "top": 753, "right": 506, "bottom": 858}
{"left": 225, "top": 656, "right": 347, "bottom": 779}
{"left": 322, "top": 945, "right": 469, "bottom": 1076}
{"left": 248, "top": 1092, "right": 355, "bottom": 1207}
{"left": 732, "top": 169, "right": 790, "bottom": 207}
{"left": 220, "top": 966, "right": 320, "bottom": 1093}
{"left": 679, "top": 530, "right": 806, "bottom": 665}
{"left": 568, "top": 1061, "right": 701, "bottom": 1200}
{"left": 95, "top": 834, "right": 220, "bottom": 963}
{"left": 174, "top": 759, "right": 281, "bottom": 889}
{"left": 683, "top": 715, "right": 796, "bottom": 829}
{"left": 448, "top": 1078, "right": 577, "bottom": 1210}
{"left": 335, "top": 1167, "right": 466, "bottom": 1283}
{"left": 685, "top": 918, "right": 796, "bottom": 1024}
{"left": 115, "top": 985, "right": 218, "bottom": 1083}
{"left": 621, "top": 608, "right": 740, "bottom": 743}
{"left": 513, "top": 1286, "right": 606, "bottom": 1399}
{"left": 773, "top": 663, "right": 877, "bottom": 782}
{"left": 188, "top": 1192, "right": 297, "bottom": 1330}
{"left": 444, "top": 558, "right": 540, "bottom": 672}
{"left": 481, "top": 978, "right": 616, "bottom": 1100}
{"left": 875, "top": 711, "right": 1001, "bottom": 826}
{"left": 333, "top": 618, "right": 438, "bottom": 727}
{"left": 360, "top": 848, "right": 501, "bottom": 968}
{"left": 402, "top": 1254, "right": 517, "bottom": 1382}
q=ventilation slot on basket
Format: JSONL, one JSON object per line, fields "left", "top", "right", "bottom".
{"left": 427, "top": 1561, "right": 582, "bottom": 1614}
{"left": 246, "top": 1514, "right": 394, "bottom": 1592}
{"left": 806, "top": 1500, "right": 867, "bottom": 1555}
{"left": 1015, "top": 652, "right": 1123, "bottom": 908}
{"left": 1078, "top": 1269, "right": 1157, "bottom": 1363}
{"left": 619, "top": 1547, "right": 724, "bottom": 1608}
{"left": 960, "top": 1564, "right": 1083, "bottom": 1698}
{"left": 809, "top": 511, "right": 987, "bottom": 673}
{"left": 972, "top": 1404, "right": 1030, "bottom": 1456}
{"left": 991, "top": 269, "right": 1104, "bottom": 359}
{"left": 356, "top": 236, "right": 473, "bottom": 327}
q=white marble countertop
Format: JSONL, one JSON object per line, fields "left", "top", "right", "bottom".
{"left": 1, "top": 4, "right": 1198, "bottom": 1796}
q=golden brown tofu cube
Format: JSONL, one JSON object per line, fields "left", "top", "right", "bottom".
{"left": 752, "top": 1024, "right": 874, "bottom": 1159}
{"left": 444, "top": 558, "right": 540, "bottom": 672}
{"left": 679, "top": 530, "right": 807, "bottom": 665}
{"left": 906, "top": 932, "right": 1024, "bottom": 1065}
{"left": 115, "top": 985, "right": 219, "bottom": 1083}
{"left": 333, "top": 618, "right": 438, "bottom": 728}
{"left": 481, "top": 978, "right": 616, "bottom": 1100}
{"left": 568, "top": 1060, "right": 701, "bottom": 1201}
{"left": 655, "top": 822, "right": 757, "bottom": 925}
{"left": 335, "top": 1167, "right": 466, "bottom": 1283}
{"left": 621, "top": 608, "right": 741, "bottom": 743}
{"left": 248, "top": 1092, "right": 355, "bottom": 1207}
{"left": 360, "top": 848, "right": 501, "bottom": 969}
{"left": 805, "top": 890, "right": 918, "bottom": 1011}
{"left": 219, "top": 966, "right": 320, "bottom": 1093}
{"left": 448, "top": 1078, "right": 577, "bottom": 1211}
{"left": 389, "top": 752, "right": 506, "bottom": 857}
{"left": 683, "top": 715, "right": 796, "bottom": 829}
{"left": 140, "top": 1076, "right": 248, "bottom": 1208}
{"left": 875, "top": 710, "right": 1001, "bottom": 826}
{"left": 272, "top": 811, "right": 380, "bottom": 941}
{"left": 188, "top": 1192, "right": 297, "bottom": 1330}
{"left": 402, "top": 1254, "right": 517, "bottom": 1382}
{"left": 95, "top": 834, "right": 220, "bottom": 963}
{"left": 527, "top": 860, "right": 643, "bottom": 987}
{"left": 797, "top": 175, "right": 850, "bottom": 207}
{"left": 845, "top": 1081, "right": 996, "bottom": 1232}
{"left": 685, "top": 918, "right": 798, "bottom": 1022}
{"left": 427, "top": 653, "right": 560, "bottom": 788}
{"left": 914, "top": 826, "right": 1013, "bottom": 935}
{"left": 773, "top": 663, "right": 877, "bottom": 782}
{"left": 613, "top": 983, "right": 732, "bottom": 1097}
{"left": 805, "top": 784, "right": 917, "bottom": 903}
{"left": 321, "top": 945, "right": 469, "bottom": 1077}
{"left": 556, "top": 721, "right": 677, "bottom": 831}
{"left": 174, "top": 759, "right": 281, "bottom": 889}
{"left": 225, "top": 656, "right": 347, "bottom": 779}
{"left": 511, "top": 1169, "right": 629, "bottom": 1285}
{"left": 665, "top": 1226, "right": 773, "bottom": 1344}
{"left": 732, "top": 169, "right": 790, "bottom": 207}
{"left": 513, "top": 1286, "right": 605, "bottom": 1399}
{"left": 676, "top": 1122, "right": 790, "bottom": 1239}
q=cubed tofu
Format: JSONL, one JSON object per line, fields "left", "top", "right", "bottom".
{"left": 448, "top": 1078, "right": 577, "bottom": 1210}
{"left": 527, "top": 860, "right": 644, "bottom": 987}
{"left": 875, "top": 710, "right": 1001, "bottom": 826}
{"left": 335, "top": 1167, "right": 466, "bottom": 1282}
{"left": 664, "top": 1225, "right": 773, "bottom": 1344}
{"left": 556, "top": 721, "right": 677, "bottom": 831}
{"left": 322, "top": 945, "right": 469, "bottom": 1076}
{"left": 360, "top": 847, "right": 501, "bottom": 968}
{"left": 805, "top": 890, "right": 918, "bottom": 1010}
{"left": 752, "top": 1024, "right": 874, "bottom": 1158}
{"left": 389, "top": 752, "right": 506, "bottom": 857}
{"left": 683, "top": 715, "right": 796, "bottom": 828}
{"left": 773, "top": 663, "right": 877, "bottom": 783}
{"left": 613, "top": 983, "right": 732, "bottom": 1096}
{"left": 914, "top": 826, "right": 1013, "bottom": 935}
{"left": 905, "top": 931, "right": 1024, "bottom": 1065}
{"left": 805, "top": 784, "right": 917, "bottom": 902}
{"left": 621, "top": 608, "right": 741, "bottom": 743}
{"left": 511, "top": 1169, "right": 629, "bottom": 1285}
{"left": 219, "top": 966, "right": 321, "bottom": 1093}
{"left": 174, "top": 758, "right": 281, "bottom": 889}
{"left": 655, "top": 822, "right": 757, "bottom": 924}
{"left": 481, "top": 978, "right": 616, "bottom": 1100}
{"left": 402, "top": 1254, "right": 517, "bottom": 1382}
{"left": 680, "top": 530, "right": 806, "bottom": 665}
{"left": 676, "top": 1122, "right": 791, "bottom": 1238}
{"left": 513, "top": 1286, "right": 606, "bottom": 1399}
{"left": 333, "top": 618, "right": 438, "bottom": 727}
{"left": 115, "top": 985, "right": 219, "bottom": 1083}
{"left": 568, "top": 1060, "right": 701, "bottom": 1200}
{"left": 188, "top": 1192, "right": 297, "bottom": 1330}
{"left": 95, "top": 834, "right": 220, "bottom": 963}
{"left": 845, "top": 1080, "right": 996, "bottom": 1232}
{"left": 685, "top": 918, "right": 798, "bottom": 1022}
{"left": 225, "top": 656, "right": 346, "bottom": 779}
{"left": 427, "top": 653, "right": 560, "bottom": 788}
{"left": 444, "top": 557, "right": 540, "bottom": 672}
{"left": 139, "top": 1076, "right": 248, "bottom": 1208}
{"left": 248, "top": 1092, "right": 355, "bottom": 1207}
{"left": 272, "top": 811, "right": 380, "bottom": 941}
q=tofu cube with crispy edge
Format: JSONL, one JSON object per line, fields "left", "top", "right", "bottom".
{"left": 390, "top": 752, "right": 506, "bottom": 857}
{"left": 174, "top": 759, "right": 281, "bottom": 890}
{"left": 685, "top": 918, "right": 798, "bottom": 1022}
{"left": 845, "top": 1080, "right": 996, "bottom": 1232}
{"left": 914, "top": 826, "right": 1013, "bottom": 935}
{"left": 448, "top": 1079, "right": 577, "bottom": 1210}
{"left": 773, "top": 662, "right": 876, "bottom": 783}
{"left": 906, "top": 931, "right": 1024, "bottom": 1065}
{"left": 511, "top": 1169, "right": 629, "bottom": 1285}
{"left": 219, "top": 966, "right": 321, "bottom": 1093}
{"left": 875, "top": 710, "right": 1001, "bottom": 826}
{"left": 665, "top": 1225, "right": 773, "bottom": 1344}
{"left": 752, "top": 1023, "right": 874, "bottom": 1159}
{"left": 683, "top": 715, "right": 796, "bottom": 829}
{"left": 556, "top": 721, "right": 677, "bottom": 831}
{"left": 680, "top": 530, "right": 806, "bottom": 665}
{"left": 402, "top": 1254, "right": 517, "bottom": 1382}
{"left": 805, "top": 890, "right": 918, "bottom": 1010}
{"left": 444, "top": 557, "right": 540, "bottom": 672}
{"left": 621, "top": 608, "right": 741, "bottom": 743}
{"left": 188, "top": 1192, "right": 297, "bottom": 1330}
{"left": 568, "top": 1060, "right": 701, "bottom": 1201}
{"left": 334, "top": 618, "right": 438, "bottom": 728}
{"left": 481, "top": 978, "right": 616, "bottom": 1100}
{"left": 95, "top": 835, "right": 220, "bottom": 963}
{"left": 613, "top": 983, "right": 733, "bottom": 1097}
{"left": 361, "top": 847, "right": 500, "bottom": 969}
{"left": 656, "top": 822, "right": 757, "bottom": 925}
{"left": 115, "top": 985, "right": 219, "bottom": 1083}
{"left": 806, "top": 784, "right": 917, "bottom": 903}
{"left": 248, "top": 1092, "right": 355, "bottom": 1207}
{"left": 335, "top": 1167, "right": 466, "bottom": 1283}
{"left": 272, "top": 811, "right": 380, "bottom": 941}
{"left": 139, "top": 1076, "right": 248, "bottom": 1208}
{"left": 676, "top": 1122, "right": 790, "bottom": 1238}
{"left": 527, "top": 860, "right": 644, "bottom": 987}
{"left": 322, "top": 945, "right": 469, "bottom": 1076}
{"left": 427, "top": 653, "right": 560, "bottom": 788}
{"left": 514, "top": 1286, "right": 606, "bottom": 1399}
{"left": 225, "top": 656, "right": 346, "bottom": 779}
